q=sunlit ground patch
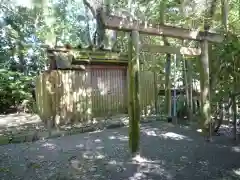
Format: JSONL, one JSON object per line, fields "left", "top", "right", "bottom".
{"left": 143, "top": 128, "right": 193, "bottom": 141}
{"left": 161, "top": 132, "right": 192, "bottom": 141}
{"left": 232, "top": 146, "right": 240, "bottom": 153}
{"left": 108, "top": 135, "right": 129, "bottom": 141}
{"left": 233, "top": 168, "right": 240, "bottom": 176}
{"left": 129, "top": 154, "right": 172, "bottom": 179}
{"left": 76, "top": 144, "right": 84, "bottom": 148}
{"left": 197, "top": 129, "right": 202, "bottom": 133}
{"left": 82, "top": 151, "right": 105, "bottom": 160}
{"left": 41, "top": 142, "right": 58, "bottom": 150}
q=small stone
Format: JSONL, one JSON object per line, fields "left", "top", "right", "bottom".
{"left": 89, "top": 166, "right": 97, "bottom": 172}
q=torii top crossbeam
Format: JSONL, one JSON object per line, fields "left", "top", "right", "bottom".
{"left": 101, "top": 14, "right": 224, "bottom": 43}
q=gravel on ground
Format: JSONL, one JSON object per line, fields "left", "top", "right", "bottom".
{"left": 1, "top": 121, "right": 240, "bottom": 180}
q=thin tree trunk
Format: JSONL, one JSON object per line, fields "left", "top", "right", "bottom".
{"left": 198, "top": 0, "right": 218, "bottom": 141}
{"left": 154, "top": 72, "right": 158, "bottom": 114}
{"left": 165, "top": 54, "right": 172, "bottom": 121}
{"left": 187, "top": 60, "right": 193, "bottom": 120}
{"left": 199, "top": 39, "right": 211, "bottom": 140}
{"left": 221, "top": 0, "right": 228, "bottom": 31}
{"left": 232, "top": 94, "right": 237, "bottom": 140}
{"left": 160, "top": 0, "right": 172, "bottom": 122}
{"left": 182, "top": 56, "right": 189, "bottom": 118}
{"left": 213, "top": 98, "right": 224, "bottom": 133}
{"left": 17, "top": 34, "right": 26, "bottom": 73}
{"left": 233, "top": 55, "right": 237, "bottom": 140}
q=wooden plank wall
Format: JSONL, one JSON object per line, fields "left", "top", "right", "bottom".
{"left": 139, "top": 71, "right": 156, "bottom": 116}
{"left": 91, "top": 66, "right": 127, "bottom": 117}
{"left": 35, "top": 68, "right": 158, "bottom": 125}
{"left": 53, "top": 70, "right": 92, "bottom": 124}
{"left": 35, "top": 72, "right": 53, "bottom": 123}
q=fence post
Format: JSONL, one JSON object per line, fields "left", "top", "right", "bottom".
{"left": 128, "top": 30, "right": 140, "bottom": 154}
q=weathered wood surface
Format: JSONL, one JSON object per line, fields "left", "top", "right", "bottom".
{"left": 48, "top": 48, "right": 128, "bottom": 60}
{"left": 101, "top": 15, "right": 224, "bottom": 43}
{"left": 35, "top": 69, "right": 157, "bottom": 125}
{"left": 128, "top": 29, "right": 141, "bottom": 153}
{"left": 141, "top": 44, "right": 201, "bottom": 56}
{"left": 71, "top": 59, "right": 128, "bottom": 65}
{"left": 47, "top": 48, "right": 128, "bottom": 70}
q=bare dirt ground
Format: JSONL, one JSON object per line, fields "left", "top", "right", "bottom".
{"left": 0, "top": 120, "right": 240, "bottom": 180}
{"left": 0, "top": 113, "right": 131, "bottom": 144}
{"left": 0, "top": 113, "right": 42, "bottom": 133}
{"left": 0, "top": 113, "right": 46, "bottom": 143}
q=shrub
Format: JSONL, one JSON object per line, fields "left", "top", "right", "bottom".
{"left": 0, "top": 69, "right": 35, "bottom": 114}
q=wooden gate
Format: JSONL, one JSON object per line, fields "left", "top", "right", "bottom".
{"left": 90, "top": 65, "right": 127, "bottom": 117}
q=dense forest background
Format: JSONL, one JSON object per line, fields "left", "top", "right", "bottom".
{"left": 1, "top": 0, "right": 240, "bottom": 116}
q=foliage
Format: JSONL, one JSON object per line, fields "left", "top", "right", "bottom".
{"left": 0, "top": 68, "right": 34, "bottom": 113}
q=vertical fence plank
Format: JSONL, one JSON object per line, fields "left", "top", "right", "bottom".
{"left": 36, "top": 68, "right": 159, "bottom": 126}
{"left": 92, "top": 69, "right": 96, "bottom": 117}
{"left": 72, "top": 70, "right": 76, "bottom": 123}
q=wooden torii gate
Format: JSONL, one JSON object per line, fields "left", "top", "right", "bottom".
{"left": 101, "top": 13, "right": 224, "bottom": 153}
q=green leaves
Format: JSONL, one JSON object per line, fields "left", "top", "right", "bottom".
{"left": 0, "top": 68, "right": 34, "bottom": 113}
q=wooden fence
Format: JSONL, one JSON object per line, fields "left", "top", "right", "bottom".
{"left": 35, "top": 67, "right": 158, "bottom": 125}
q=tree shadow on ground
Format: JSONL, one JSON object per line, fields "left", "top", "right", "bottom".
{"left": 0, "top": 121, "right": 240, "bottom": 180}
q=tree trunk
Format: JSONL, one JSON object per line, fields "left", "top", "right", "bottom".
{"left": 154, "top": 72, "right": 158, "bottom": 114}
{"left": 102, "top": 0, "right": 117, "bottom": 50}
{"left": 183, "top": 58, "right": 193, "bottom": 121}
{"left": 187, "top": 60, "right": 193, "bottom": 120}
{"left": 165, "top": 54, "right": 172, "bottom": 121}
{"left": 83, "top": 1, "right": 94, "bottom": 47}
{"left": 18, "top": 35, "right": 26, "bottom": 74}
{"left": 128, "top": 33, "right": 134, "bottom": 148}
{"left": 183, "top": 57, "right": 190, "bottom": 119}
{"left": 83, "top": 0, "right": 117, "bottom": 49}
{"left": 159, "top": 0, "right": 172, "bottom": 122}
{"left": 214, "top": 99, "right": 224, "bottom": 133}
{"left": 232, "top": 94, "right": 237, "bottom": 140}
{"left": 198, "top": 0, "right": 219, "bottom": 141}
{"left": 199, "top": 39, "right": 211, "bottom": 140}
{"left": 233, "top": 55, "right": 237, "bottom": 140}
{"left": 221, "top": 0, "right": 228, "bottom": 31}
